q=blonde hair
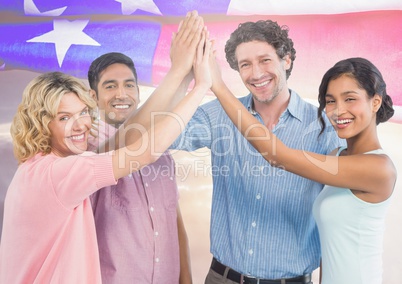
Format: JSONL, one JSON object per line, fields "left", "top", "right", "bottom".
{"left": 11, "top": 72, "right": 97, "bottom": 163}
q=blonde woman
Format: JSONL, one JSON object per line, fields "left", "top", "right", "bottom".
{"left": 0, "top": 11, "right": 211, "bottom": 283}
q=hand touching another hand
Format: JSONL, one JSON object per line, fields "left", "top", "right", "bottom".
{"left": 170, "top": 11, "right": 204, "bottom": 79}
{"left": 208, "top": 40, "right": 226, "bottom": 95}
{"left": 192, "top": 27, "right": 212, "bottom": 93}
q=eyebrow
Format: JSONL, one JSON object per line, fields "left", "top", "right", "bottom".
{"left": 237, "top": 54, "right": 273, "bottom": 65}
{"left": 57, "top": 106, "right": 88, "bottom": 116}
{"left": 101, "top": 78, "right": 136, "bottom": 87}
{"left": 325, "top": 90, "right": 358, "bottom": 97}
{"left": 341, "top": 91, "right": 359, "bottom": 95}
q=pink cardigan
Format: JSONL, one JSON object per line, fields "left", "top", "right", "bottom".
{"left": 0, "top": 152, "right": 116, "bottom": 283}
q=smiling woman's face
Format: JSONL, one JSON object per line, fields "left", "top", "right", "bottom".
{"left": 48, "top": 92, "right": 92, "bottom": 157}
{"left": 325, "top": 74, "right": 380, "bottom": 140}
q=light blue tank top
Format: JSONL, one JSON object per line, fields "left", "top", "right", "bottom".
{"left": 313, "top": 148, "right": 391, "bottom": 284}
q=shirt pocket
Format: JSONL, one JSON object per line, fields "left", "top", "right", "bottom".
{"left": 111, "top": 175, "right": 142, "bottom": 211}
{"left": 140, "top": 156, "right": 178, "bottom": 212}
{"left": 161, "top": 177, "right": 178, "bottom": 212}
{"left": 142, "top": 173, "right": 178, "bottom": 212}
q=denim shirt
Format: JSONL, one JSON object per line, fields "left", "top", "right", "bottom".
{"left": 171, "top": 90, "right": 343, "bottom": 278}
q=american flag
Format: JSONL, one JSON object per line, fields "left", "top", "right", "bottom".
{"left": 0, "top": 0, "right": 401, "bottom": 122}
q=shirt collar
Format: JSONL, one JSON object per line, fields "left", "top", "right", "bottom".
{"left": 245, "top": 95, "right": 257, "bottom": 114}
{"left": 246, "top": 89, "right": 304, "bottom": 122}
{"left": 286, "top": 89, "right": 304, "bottom": 122}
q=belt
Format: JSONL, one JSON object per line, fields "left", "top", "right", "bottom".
{"left": 210, "top": 258, "right": 312, "bottom": 284}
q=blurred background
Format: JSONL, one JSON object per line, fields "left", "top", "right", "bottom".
{"left": 1, "top": 1, "right": 401, "bottom": 283}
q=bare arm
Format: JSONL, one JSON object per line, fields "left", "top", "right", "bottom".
{"left": 99, "top": 11, "right": 203, "bottom": 153}
{"left": 111, "top": 26, "right": 212, "bottom": 180}
{"left": 177, "top": 205, "right": 192, "bottom": 284}
{"left": 209, "top": 53, "right": 396, "bottom": 199}
{"left": 132, "top": 11, "right": 202, "bottom": 117}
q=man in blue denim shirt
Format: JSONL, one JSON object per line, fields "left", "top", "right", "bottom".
{"left": 171, "top": 20, "right": 343, "bottom": 284}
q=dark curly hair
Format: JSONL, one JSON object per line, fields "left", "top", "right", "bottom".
{"left": 318, "top": 57, "right": 394, "bottom": 134}
{"left": 224, "top": 20, "right": 296, "bottom": 79}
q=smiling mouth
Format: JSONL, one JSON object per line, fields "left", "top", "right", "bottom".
{"left": 70, "top": 133, "right": 85, "bottom": 141}
{"left": 336, "top": 119, "right": 353, "bottom": 125}
{"left": 113, "top": 104, "right": 131, "bottom": 109}
{"left": 252, "top": 80, "right": 271, "bottom": 88}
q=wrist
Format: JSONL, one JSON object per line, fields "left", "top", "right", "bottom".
{"left": 211, "top": 79, "right": 228, "bottom": 94}
{"left": 163, "top": 68, "right": 189, "bottom": 87}
{"left": 169, "top": 64, "right": 191, "bottom": 80}
{"left": 192, "top": 83, "right": 210, "bottom": 95}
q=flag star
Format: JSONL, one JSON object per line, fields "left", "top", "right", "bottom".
{"left": 24, "top": 0, "right": 67, "bottom": 16}
{"left": 115, "top": 0, "right": 162, "bottom": 15}
{"left": 26, "top": 19, "right": 100, "bottom": 67}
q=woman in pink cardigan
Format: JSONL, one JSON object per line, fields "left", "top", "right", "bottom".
{"left": 0, "top": 11, "right": 210, "bottom": 283}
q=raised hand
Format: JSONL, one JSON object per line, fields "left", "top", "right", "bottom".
{"left": 208, "top": 40, "right": 226, "bottom": 96}
{"left": 170, "top": 10, "right": 204, "bottom": 78}
{"left": 192, "top": 27, "right": 212, "bottom": 92}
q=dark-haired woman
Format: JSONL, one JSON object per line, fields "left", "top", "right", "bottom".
{"left": 211, "top": 57, "right": 397, "bottom": 284}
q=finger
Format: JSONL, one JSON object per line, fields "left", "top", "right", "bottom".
{"left": 203, "top": 30, "right": 211, "bottom": 58}
{"left": 169, "top": 31, "right": 177, "bottom": 58}
{"left": 189, "top": 17, "right": 204, "bottom": 48}
{"left": 176, "top": 11, "right": 199, "bottom": 42}
{"left": 179, "top": 11, "right": 194, "bottom": 33}
{"left": 195, "top": 27, "right": 207, "bottom": 65}
{"left": 177, "top": 20, "right": 183, "bottom": 32}
{"left": 184, "top": 17, "right": 203, "bottom": 50}
{"left": 178, "top": 12, "right": 204, "bottom": 50}
{"left": 210, "top": 39, "right": 216, "bottom": 52}
{"left": 209, "top": 39, "right": 216, "bottom": 59}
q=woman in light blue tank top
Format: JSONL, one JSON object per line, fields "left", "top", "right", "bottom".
{"left": 212, "top": 57, "right": 396, "bottom": 283}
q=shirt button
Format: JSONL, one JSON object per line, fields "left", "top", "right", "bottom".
{"left": 251, "top": 221, "right": 256, "bottom": 227}
{"left": 150, "top": 207, "right": 154, "bottom": 212}
{"left": 248, "top": 249, "right": 253, "bottom": 255}
{"left": 169, "top": 177, "right": 173, "bottom": 180}
{"left": 256, "top": 194, "right": 261, "bottom": 200}
{"left": 155, "top": 258, "right": 160, "bottom": 263}
{"left": 154, "top": 231, "right": 159, "bottom": 236}
{"left": 145, "top": 182, "right": 149, "bottom": 187}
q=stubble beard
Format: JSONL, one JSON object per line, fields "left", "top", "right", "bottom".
{"left": 252, "top": 83, "right": 283, "bottom": 105}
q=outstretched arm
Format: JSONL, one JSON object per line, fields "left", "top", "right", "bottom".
{"left": 132, "top": 10, "right": 202, "bottom": 117}
{"left": 112, "top": 26, "right": 212, "bottom": 180}
{"left": 209, "top": 52, "right": 396, "bottom": 199}
{"left": 100, "top": 11, "right": 203, "bottom": 153}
